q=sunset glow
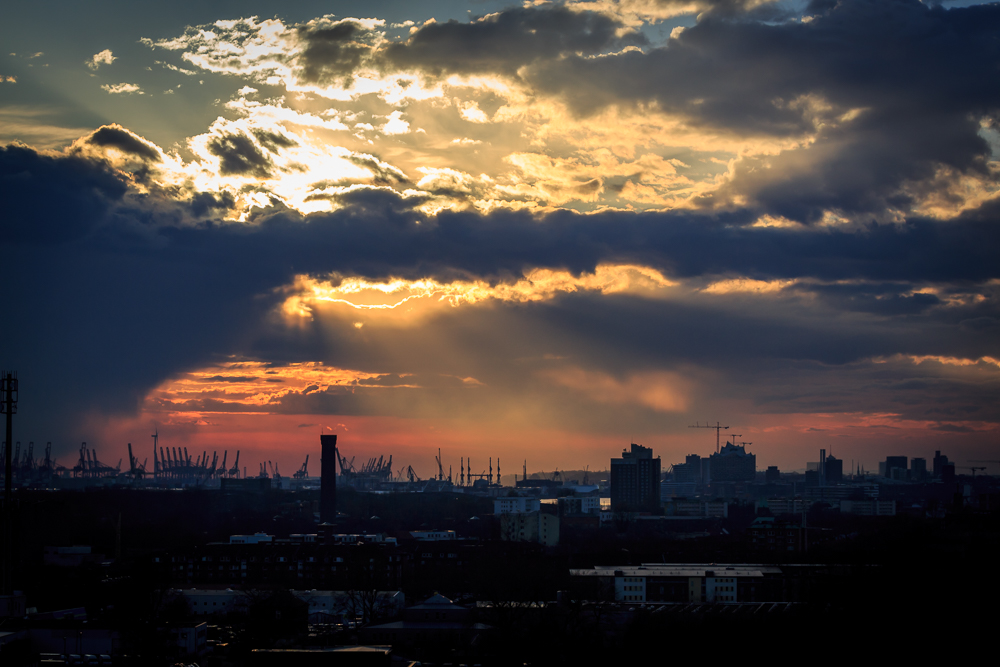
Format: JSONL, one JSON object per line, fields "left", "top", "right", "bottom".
{"left": 3, "top": 0, "right": 999, "bottom": 474}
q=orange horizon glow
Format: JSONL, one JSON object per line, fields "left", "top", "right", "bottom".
{"left": 80, "top": 402, "right": 1000, "bottom": 482}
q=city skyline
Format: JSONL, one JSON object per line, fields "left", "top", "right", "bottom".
{"left": 2, "top": 0, "right": 999, "bottom": 474}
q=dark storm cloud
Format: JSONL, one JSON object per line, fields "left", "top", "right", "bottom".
{"left": 5, "top": 145, "right": 999, "bottom": 288}
{"left": 188, "top": 191, "right": 236, "bottom": 218}
{"left": 0, "top": 143, "right": 127, "bottom": 244}
{"left": 382, "top": 5, "right": 645, "bottom": 77}
{"left": 219, "top": 194, "right": 999, "bottom": 286}
{"left": 206, "top": 131, "right": 274, "bottom": 177}
{"left": 82, "top": 125, "right": 161, "bottom": 162}
{"left": 528, "top": 1, "right": 1000, "bottom": 133}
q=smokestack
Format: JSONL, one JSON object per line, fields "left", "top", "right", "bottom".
{"left": 320, "top": 434, "right": 337, "bottom": 523}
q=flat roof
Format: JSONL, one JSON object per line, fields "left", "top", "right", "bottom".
{"left": 571, "top": 564, "right": 783, "bottom": 577}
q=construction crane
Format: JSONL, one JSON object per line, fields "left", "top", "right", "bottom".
{"left": 407, "top": 465, "right": 419, "bottom": 483}
{"left": 435, "top": 448, "right": 444, "bottom": 481}
{"left": 127, "top": 443, "right": 140, "bottom": 481}
{"left": 689, "top": 421, "right": 730, "bottom": 453}
{"left": 228, "top": 450, "right": 241, "bottom": 478}
{"left": 969, "top": 460, "right": 1000, "bottom": 474}
{"left": 337, "top": 451, "right": 356, "bottom": 475}
{"left": 965, "top": 466, "right": 986, "bottom": 478}
{"left": 294, "top": 455, "right": 310, "bottom": 479}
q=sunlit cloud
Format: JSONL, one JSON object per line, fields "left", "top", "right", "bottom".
{"left": 147, "top": 360, "right": 412, "bottom": 412}
{"left": 101, "top": 82, "right": 143, "bottom": 94}
{"left": 702, "top": 278, "right": 796, "bottom": 294}
{"left": 87, "top": 49, "right": 116, "bottom": 70}
{"left": 905, "top": 355, "right": 1000, "bottom": 370}
{"left": 282, "top": 264, "right": 678, "bottom": 318}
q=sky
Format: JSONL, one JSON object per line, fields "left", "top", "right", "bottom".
{"left": 2, "top": 0, "right": 999, "bottom": 478}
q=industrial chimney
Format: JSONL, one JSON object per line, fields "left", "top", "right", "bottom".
{"left": 320, "top": 434, "right": 337, "bottom": 523}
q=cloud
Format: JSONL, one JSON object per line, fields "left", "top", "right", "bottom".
{"left": 539, "top": 366, "right": 691, "bottom": 413}
{"left": 570, "top": 1, "right": 784, "bottom": 24}
{"left": 206, "top": 131, "right": 275, "bottom": 178}
{"left": 101, "top": 82, "right": 143, "bottom": 95}
{"left": 5, "top": 3, "right": 1000, "bottom": 457}
{"left": 383, "top": 6, "right": 645, "bottom": 77}
{"left": 76, "top": 124, "right": 162, "bottom": 162}
{"left": 0, "top": 143, "right": 127, "bottom": 244}
{"left": 522, "top": 1, "right": 1000, "bottom": 221}
{"left": 138, "top": 3, "right": 1000, "bottom": 221}
{"left": 87, "top": 49, "right": 116, "bottom": 70}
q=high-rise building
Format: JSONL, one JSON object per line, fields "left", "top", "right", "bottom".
{"left": 320, "top": 434, "right": 337, "bottom": 523}
{"left": 883, "top": 456, "right": 908, "bottom": 480}
{"left": 611, "top": 444, "right": 661, "bottom": 512}
{"left": 825, "top": 455, "right": 843, "bottom": 484}
{"left": 911, "top": 458, "right": 927, "bottom": 481}
{"left": 933, "top": 451, "right": 950, "bottom": 478}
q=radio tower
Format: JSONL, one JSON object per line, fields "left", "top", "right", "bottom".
{"left": 2, "top": 371, "right": 19, "bottom": 596}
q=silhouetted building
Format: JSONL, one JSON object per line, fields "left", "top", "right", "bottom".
{"left": 672, "top": 454, "right": 705, "bottom": 484}
{"left": 911, "top": 457, "right": 927, "bottom": 481}
{"left": 824, "top": 455, "right": 843, "bottom": 484}
{"left": 708, "top": 442, "right": 756, "bottom": 482}
{"left": 611, "top": 444, "right": 661, "bottom": 512}
{"left": 321, "top": 434, "right": 337, "bottom": 523}
{"left": 765, "top": 466, "right": 781, "bottom": 483}
{"left": 881, "top": 456, "right": 908, "bottom": 480}
{"left": 933, "top": 450, "right": 950, "bottom": 478}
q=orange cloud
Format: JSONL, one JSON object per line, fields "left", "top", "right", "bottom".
{"left": 539, "top": 367, "right": 691, "bottom": 413}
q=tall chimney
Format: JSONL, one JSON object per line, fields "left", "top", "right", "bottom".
{"left": 320, "top": 434, "right": 337, "bottom": 523}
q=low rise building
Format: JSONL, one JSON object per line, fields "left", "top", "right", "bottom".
{"left": 748, "top": 516, "right": 804, "bottom": 552}
{"left": 558, "top": 495, "right": 601, "bottom": 515}
{"left": 570, "top": 564, "right": 785, "bottom": 603}
{"left": 840, "top": 499, "right": 896, "bottom": 516}
{"left": 494, "top": 497, "right": 541, "bottom": 514}
{"left": 499, "top": 511, "right": 559, "bottom": 546}
{"left": 663, "top": 499, "right": 728, "bottom": 518}
{"left": 755, "top": 498, "right": 810, "bottom": 515}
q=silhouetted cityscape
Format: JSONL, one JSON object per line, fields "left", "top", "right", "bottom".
{"left": 1, "top": 373, "right": 998, "bottom": 664}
